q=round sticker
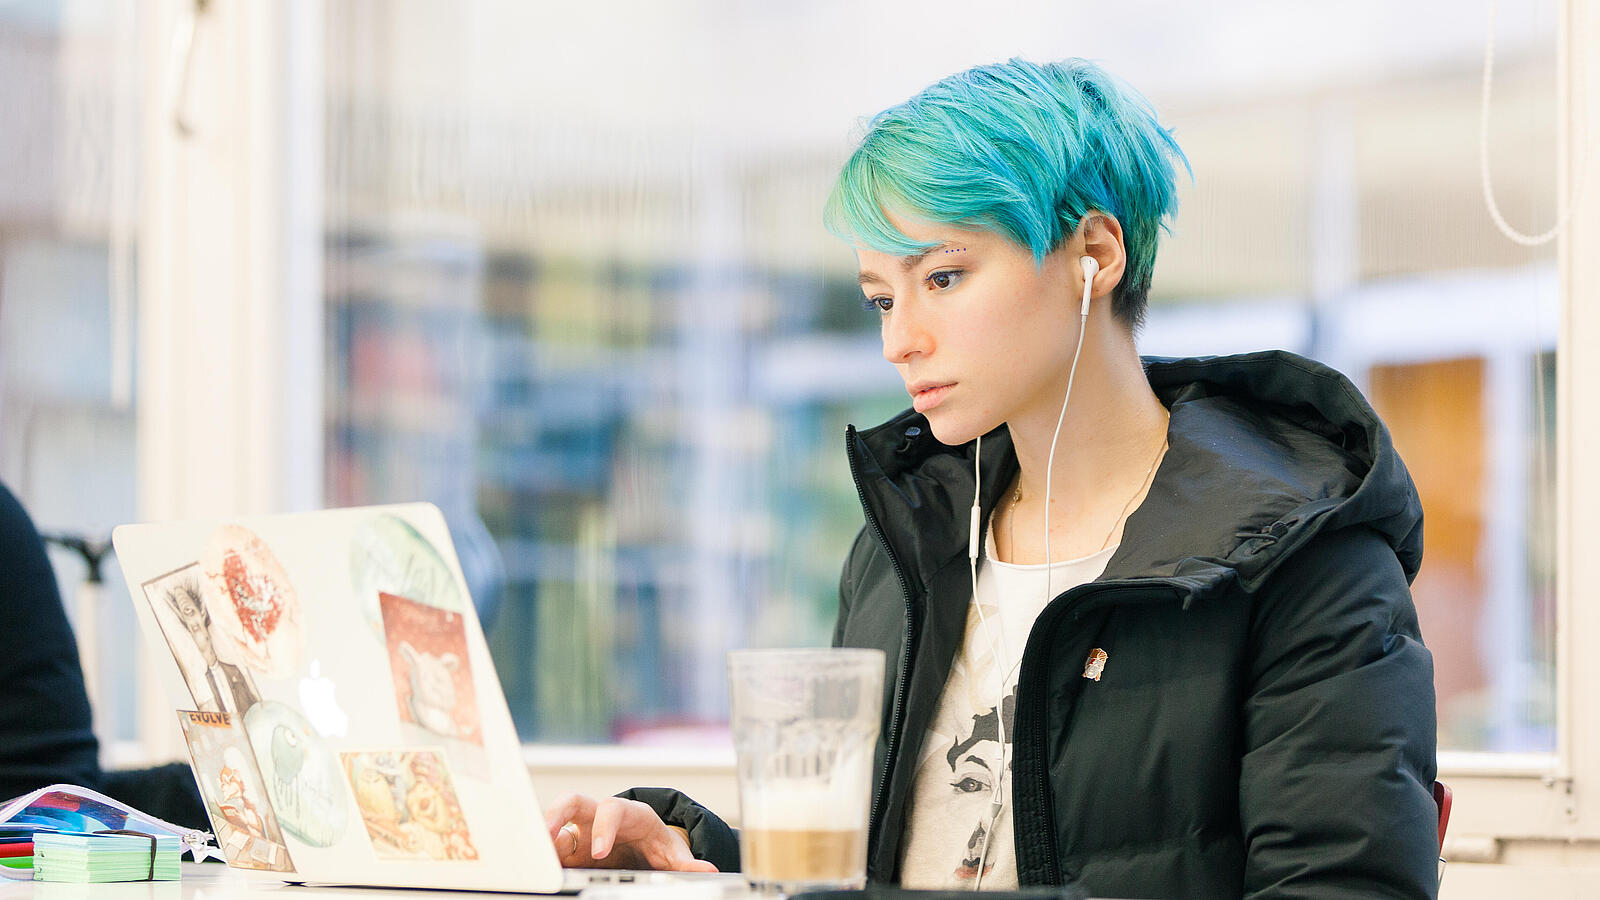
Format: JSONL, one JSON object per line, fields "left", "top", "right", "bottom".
{"left": 350, "top": 514, "right": 465, "bottom": 636}
{"left": 201, "top": 525, "right": 303, "bottom": 677}
{"left": 243, "top": 701, "right": 349, "bottom": 847}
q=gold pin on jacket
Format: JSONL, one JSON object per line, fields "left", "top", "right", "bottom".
{"left": 1082, "top": 648, "right": 1109, "bottom": 681}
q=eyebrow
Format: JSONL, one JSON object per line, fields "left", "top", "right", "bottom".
{"left": 857, "top": 243, "right": 966, "bottom": 285}
{"left": 963, "top": 755, "right": 992, "bottom": 771}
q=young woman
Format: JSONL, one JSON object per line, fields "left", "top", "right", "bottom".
{"left": 546, "top": 58, "right": 1439, "bottom": 898}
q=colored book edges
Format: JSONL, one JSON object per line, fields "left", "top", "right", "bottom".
{"left": 32, "top": 832, "right": 182, "bottom": 882}
{"left": 0, "top": 784, "right": 218, "bottom": 881}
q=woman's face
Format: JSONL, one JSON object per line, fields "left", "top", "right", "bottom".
{"left": 855, "top": 217, "right": 1084, "bottom": 446}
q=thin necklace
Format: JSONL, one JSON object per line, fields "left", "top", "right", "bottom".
{"left": 1006, "top": 436, "right": 1168, "bottom": 563}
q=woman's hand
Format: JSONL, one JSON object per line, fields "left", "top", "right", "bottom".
{"left": 543, "top": 793, "right": 720, "bottom": 873}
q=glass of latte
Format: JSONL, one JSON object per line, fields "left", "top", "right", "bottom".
{"left": 728, "top": 648, "right": 885, "bottom": 894}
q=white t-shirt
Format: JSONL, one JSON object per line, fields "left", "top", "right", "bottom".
{"left": 897, "top": 518, "right": 1114, "bottom": 890}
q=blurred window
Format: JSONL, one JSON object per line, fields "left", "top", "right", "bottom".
{"left": 320, "top": 1, "right": 1560, "bottom": 754}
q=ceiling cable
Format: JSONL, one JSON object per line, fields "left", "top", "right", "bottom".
{"left": 1480, "top": 0, "right": 1591, "bottom": 247}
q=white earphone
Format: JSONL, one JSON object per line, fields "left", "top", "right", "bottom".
{"left": 1078, "top": 255, "right": 1099, "bottom": 313}
{"left": 964, "top": 253, "right": 1097, "bottom": 888}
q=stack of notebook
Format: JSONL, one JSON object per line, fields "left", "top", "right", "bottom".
{"left": 1, "top": 784, "right": 213, "bottom": 882}
{"left": 31, "top": 832, "right": 181, "bottom": 883}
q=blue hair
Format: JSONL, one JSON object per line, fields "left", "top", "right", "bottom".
{"left": 824, "top": 58, "right": 1192, "bottom": 327}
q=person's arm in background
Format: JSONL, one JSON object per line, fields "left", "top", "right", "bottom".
{"left": 0, "top": 481, "right": 206, "bottom": 829}
{"left": 1239, "top": 524, "right": 1439, "bottom": 898}
{"left": 0, "top": 481, "right": 102, "bottom": 799}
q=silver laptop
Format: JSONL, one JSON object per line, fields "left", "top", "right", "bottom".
{"left": 114, "top": 502, "right": 738, "bottom": 893}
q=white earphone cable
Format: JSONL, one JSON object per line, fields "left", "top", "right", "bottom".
{"left": 967, "top": 436, "right": 1007, "bottom": 890}
{"left": 967, "top": 259, "right": 1096, "bottom": 890}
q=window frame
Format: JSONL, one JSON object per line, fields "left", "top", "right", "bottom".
{"left": 1428, "top": 0, "right": 1600, "bottom": 845}
{"left": 131, "top": 0, "right": 323, "bottom": 761}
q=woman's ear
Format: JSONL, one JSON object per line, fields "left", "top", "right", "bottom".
{"left": 1076, "top": 211, "right": 1126, "bottom": 299}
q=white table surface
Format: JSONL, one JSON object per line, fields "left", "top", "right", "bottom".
{"left": 1, "top": 865, "right": 763, "bottom": 900}
{"left": 2, "top": 864, "right": 540, "bottom": 900}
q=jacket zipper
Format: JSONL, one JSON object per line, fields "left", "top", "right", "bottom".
{"left": 844, "top": 426, "right": 915, "bottom": 862}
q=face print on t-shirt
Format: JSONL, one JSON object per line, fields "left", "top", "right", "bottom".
{"left": 900, "top": 534, "right": 1113, "bottom": 889}
{"left": 930, "top": 689, "right": 1017, "bottom": 884}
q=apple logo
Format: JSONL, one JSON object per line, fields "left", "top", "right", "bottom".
{"left": 299, "top": 660, "right": 349, "bottom": 738}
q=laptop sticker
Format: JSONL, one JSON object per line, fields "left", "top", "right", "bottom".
{"left": 378, "top": 591, "right": 489, "bottom": 778}
{"left": 341, "top": 751, "right": 479, "bottom": 861}
{"left": 142, "top": 563, "right": 263, "bottom": 717}
{"left": 379, "top": 592, "right": 483, "bottom": 746}
{"left": 201, "top": 525, "right": 303, "bottom": 677}
{"left": 351, "top": 514, "right": 466, "bottom": 641}
{"left": 176, "top": 710, "right": 296, "bottom": 872}
{"left": 242, "top": 701, "right": 350, "bottom": 847}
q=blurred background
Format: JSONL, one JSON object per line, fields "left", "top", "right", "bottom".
{"left": 0, "top": 0, "right": 1567, "bottom": 772}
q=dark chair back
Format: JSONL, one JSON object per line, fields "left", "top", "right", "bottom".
{"left": 1434, "top": 780, "right": 1452, "bottom": 885}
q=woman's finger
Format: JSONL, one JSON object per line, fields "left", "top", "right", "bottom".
{"left": 555, "top": 822, "right": 583, "bottom": 860}
{"left": 649, "top": 830, "right": 719, "bottom": 873}
{"left": 677, "top": 857, "right": 720, "bottom": 874}
{"left": 543, "top": 793, "right": 582, "bottom": 834}
{"left": 588, "top": 797, "right": 627, "bottom": 860}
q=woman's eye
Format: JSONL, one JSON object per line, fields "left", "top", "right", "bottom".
{"left": 862, "top": 295, "right": 894, "bottom": 314}
{"left": 952, "top": 776, "right": 986, "bottom": 794}
{"left": 927, "top": 269, "right": 963, "bottom": 290}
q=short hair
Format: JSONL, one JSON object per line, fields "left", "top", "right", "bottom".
{"left": 825, "top": 58, "right": 1191, "bottom": 329}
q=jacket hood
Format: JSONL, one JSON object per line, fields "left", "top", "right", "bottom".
{"left": 847, "top": 350, "right": 1424, "bottom": 605}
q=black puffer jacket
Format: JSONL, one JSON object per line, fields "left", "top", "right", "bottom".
{"left": 835, "top": 351, "right": 1438, "bottom": 898}
{"left": 636, "top": 351, "right": 1437, "bottom": 898}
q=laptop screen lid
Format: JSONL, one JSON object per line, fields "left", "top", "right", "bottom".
{"left": 113, "top": 502, "right": 567, "bottom": 892}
